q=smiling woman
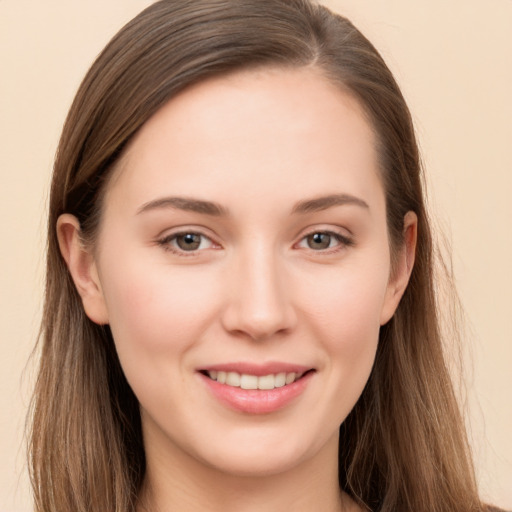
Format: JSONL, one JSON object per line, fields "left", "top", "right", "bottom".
{"left": 57, "top": 69, "right": 414, "bottom": 488}
{"left": 28, "top": 1, "right": 504, "bottom": 512}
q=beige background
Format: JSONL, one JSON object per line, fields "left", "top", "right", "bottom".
{"left": 1, "top": 1, "right": 510, "bottom": 510}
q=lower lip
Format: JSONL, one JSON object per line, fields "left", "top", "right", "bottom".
{"left": 199, "top": 372, "right": 314, "bottom": 414}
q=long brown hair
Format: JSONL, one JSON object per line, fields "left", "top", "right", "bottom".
{"left": 29, "top": 1, "right": 490, "bottom": 510}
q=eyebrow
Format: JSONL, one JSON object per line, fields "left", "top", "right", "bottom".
{"left": 137, "top": 196, "right": 229, "bottom": 216}
{"left": 291, "top": 193, "right": 369, "bottom": 214}
{"left": 136, "top": 193, "right": 369, "bottom": 217}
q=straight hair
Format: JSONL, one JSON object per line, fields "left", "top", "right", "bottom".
{"left": 29, "top": 1, "right": 492, "bottom": 511}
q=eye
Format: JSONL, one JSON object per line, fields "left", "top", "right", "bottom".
{"left": 296, "top": 231, "right": 353, "bottom": 251}
{"left": 158, "top": 231, "right": 217, "bottom": 254}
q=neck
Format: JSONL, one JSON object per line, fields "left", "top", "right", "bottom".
{"left": 137, "top": 427, "right": 356, "bottom": 512}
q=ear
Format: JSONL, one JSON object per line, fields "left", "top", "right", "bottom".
{"left": 380, "top": 211, "right": 417, "bottom": 325}
{"left": 56, "top": 214, "right": 109, "bottom": 325}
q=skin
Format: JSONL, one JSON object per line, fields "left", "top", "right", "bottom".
{"left": 58, "top": 67, "right": 417, "bottom": 512}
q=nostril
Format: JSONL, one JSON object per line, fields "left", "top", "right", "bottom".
{"left": 220, "top": 299, "right": 298, "bottom": 341}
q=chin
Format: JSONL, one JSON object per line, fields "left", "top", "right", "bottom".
{"left": 193, "top": 424, "right": 338, "bottom": 479}
{"left": 203, "top": 449, "right": 309, "bottom": 478}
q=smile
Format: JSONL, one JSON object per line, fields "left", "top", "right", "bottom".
{"left": 205, "top": 370, "right": 305, "bottom": 390}
{"left": 198, "top": 365, "right": 315, "bottom": 414}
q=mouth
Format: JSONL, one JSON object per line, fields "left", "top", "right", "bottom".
{"left": 198, "top": 365, "right": 316, "bottom": 414}
{"left": 200, "top": 369, "right": 312, "bottom": 390}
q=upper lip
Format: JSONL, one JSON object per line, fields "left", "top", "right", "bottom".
{"left": 199, "top": 362, "right": 313, "bottom": 376}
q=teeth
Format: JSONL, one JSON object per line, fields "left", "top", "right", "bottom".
{"left": 257, "top": 374, "right": 275, "bottom": 390}
{"left": 285, "top": 372, "right": 296, "bottom": 385}
{"left": 240, "top": 374, "right": 258, "bottom": 390}
{"left": 274, "top": 372, "right": 286, "bottom": 388}
{"left": 226, "top": 372, "right": 240, "bottom": 386}
{"left": 207, "top": 370, "right": 303, "bottom": 389}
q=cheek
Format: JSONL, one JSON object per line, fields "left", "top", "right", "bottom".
{"left": 300, "top": 258, "right": 389, "bottom": 340}
{"left": 297, "top": 258, "right": 389, "bottom": 399}
{"left": 98, "top": 251, "right": 222, "bottom": 359}
{"left": 96, "top": 253, "right": 226, "bottom": 417}
{"left": 321, "top": 277, "right": 383, "bottom": 374}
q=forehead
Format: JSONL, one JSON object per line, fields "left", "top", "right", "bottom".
{"left": 104, "top": 66, "right": 382, "bottom": 215}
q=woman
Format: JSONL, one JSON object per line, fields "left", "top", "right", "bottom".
{"left": 28, "top": 0, "right": 503, "bottom": 511}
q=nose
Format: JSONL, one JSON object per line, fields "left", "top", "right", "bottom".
{"left": 221, "top": 245, "right": 297, "bottom": 341}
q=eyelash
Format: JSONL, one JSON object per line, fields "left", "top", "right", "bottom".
{"left": 156, "top": 229, "right": 354, "bottom": 257}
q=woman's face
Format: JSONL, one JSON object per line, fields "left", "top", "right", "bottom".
{"left": 68, "top": 67, "right": 413, "bottom": 478}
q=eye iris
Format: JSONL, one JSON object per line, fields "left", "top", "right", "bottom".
{"left": 176, "top": 233, "right": 201, "bottom": 251}
{"left": 307, "top": 233, "right": 331, "bottom": 250}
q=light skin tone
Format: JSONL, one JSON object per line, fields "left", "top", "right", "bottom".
{"left": 58, "top": 67, "right": 417, "bottom": 512}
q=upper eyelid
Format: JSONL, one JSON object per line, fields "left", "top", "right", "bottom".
{"left": 296, "top": 225, "right": 353, "bottom": 241}
{"left": 156, "top": 225, "right": 218, "bottom": 241}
